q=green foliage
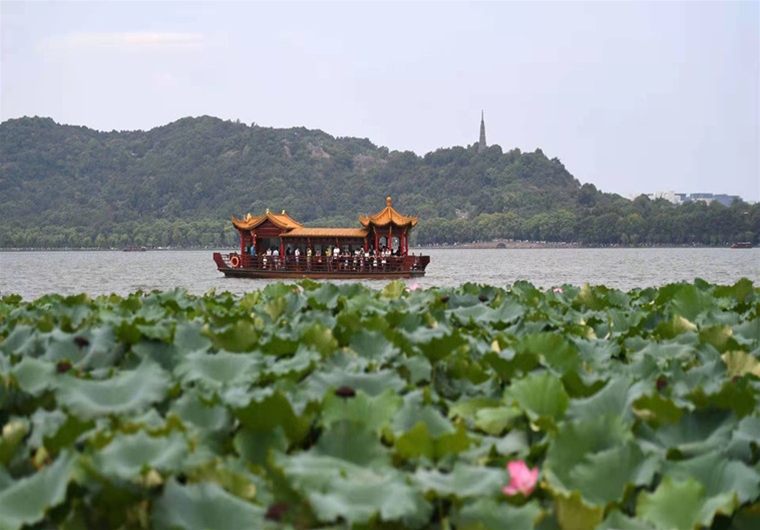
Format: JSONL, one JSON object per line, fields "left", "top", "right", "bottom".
{"left": 0, "top": 279, "right": 759, "bottom": 528}
{"left": 2, "top": 116, "right": 757, "bottom": 248}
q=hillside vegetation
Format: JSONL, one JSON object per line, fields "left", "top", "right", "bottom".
{"left": 1, "top": 116, "right": 757, "bottom": 248}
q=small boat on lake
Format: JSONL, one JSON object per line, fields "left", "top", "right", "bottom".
{"left": 123, "top": 246, "right": 147, "bottom": 252}
{"left": 731, "top": 242, "right": 753, "bottom": 249}
{"left": 213, "top": 197, "right": 430, "bottom": 279}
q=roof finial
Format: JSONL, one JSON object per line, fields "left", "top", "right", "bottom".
{"left": 282, "top": 209, "right": 286, "bottom": 214}
{"left": 266, "top": 208, "right": 270, "bottom": 214}
{"left": 387, "top": 196, "right": 392, "bottom": 207}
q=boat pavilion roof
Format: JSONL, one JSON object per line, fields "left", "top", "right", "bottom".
{"left": 359, "top": 197, "right": 418, "bottom": 228}
{"left": 280, "top": 227, "right": 368, "bottom": 239}
{"left": 231, "top": 210, "right": 302, "bottom": 231}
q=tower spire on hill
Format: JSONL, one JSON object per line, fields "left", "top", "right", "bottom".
{"left": 478, "top": 110, "right": 487, "bottom": 153}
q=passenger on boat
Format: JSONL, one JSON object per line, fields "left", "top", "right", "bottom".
{"left": 272, "top": 247, "right": 280, "bottom": 269}
{"left": 325, "top": 246, "right": 332, "bottom": 271}
{"left": 294, "top": 247, "right": 301, "bottom": 270}
{"left": 306, "top": 247, "right": 312, "bottom": 270}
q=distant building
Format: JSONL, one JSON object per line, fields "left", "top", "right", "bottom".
{"left": 478, "top": 111, "right": 487, "bottom": 153}
{"left": 638, "top": 191, "right": 742, "bottom": 206}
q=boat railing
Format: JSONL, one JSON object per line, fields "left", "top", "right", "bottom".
{"left": 220, "top": 253, "right": 425, "bottom": 274}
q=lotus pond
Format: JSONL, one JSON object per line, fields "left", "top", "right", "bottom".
{"left": 1, "top": 279, "right": 759, "bottom": 530}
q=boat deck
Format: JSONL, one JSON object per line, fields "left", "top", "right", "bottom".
{"left": 213, "top": 252, "right": 429, "bottom": 279}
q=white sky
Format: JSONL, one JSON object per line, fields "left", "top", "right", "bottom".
{"left": 1, "top": 0, "right": 758, "bottom": 201}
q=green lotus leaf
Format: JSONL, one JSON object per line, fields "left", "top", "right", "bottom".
{"left": 233, "top": 427, "right": 288, "bottom": 467}
{"left": 413, "top": 462, "right": 508, "bottom": 499}
{"left": 664, "top": 450, "right": 760, "bottom": 504}
{"left": 306, "top": 282, "right": 341, "bottom": 310}
{"left": 298, "top": 322, "right": 339, "bottom": 356}
{"left": 483, "top": 348, "right": 539, "bottom": 382}
{"left": 136, "top": 320, "right": 174, "bottom": 342}
{"left": 321, "top": 388, "right": 402, "bottom": 434}
{"left": 688, "top": 376, "right": 757, "bottom": 418}
{"left": 226, "top": 387, "right": 311, "bottom": 445}
{"left": 40, "top": 329, "right": 86, "bottom": 365}
{"left": 131, "top": 340, "right": 182, "bottom": 371}
{"left": 474, "top": 406, "right": 522, "bottom": 436}
{"left": 510, "top": 371, "right": 569, "bottom": 425}
{"left": 598, "top": 509, "right": 655, "bottom": 529}
{"left": 393, "top": 391, "right": 453, "bottom": 436}
{"left": 699, "top": 324, "right": 736, "bottom": 352}
{"left": 315, "top": 420, "right": 390, "bottom": 467}
{"left": 93, "top": 430, "right": 188, "bottom": 480}
{"left": 449, "top": 299, "right": 524, "bottom": 328}
{"left": 34, "top": 413, "right": 93, "bottom": 455}
{"left": 0, "top": 325, "right": 39, "bottom": 356}
{"left": 544, "top": 415, "right": 639, "bottom": 502}
{"left": 174, "top": 321, "right": 212, "bottom": 354}
{"left": 174, "top": 350, "right": 262, "bottom": 389}
{"left": 516, "top": 333, "right": 580, "bottom": 375}
{"left": 714, "top": 277, "right": 754, "bottom": 303}
{"left": 349, "top": 328, "right": 397, "bottom": 362}
{"left": 263, "top": 346, "right": 319, "bottom": 379}
{"left": 567, "top": 377, "right": 644, "bottom": 425}
{"left": 448, "top": 397, "right": 502, "bottom": 423}
{"left": 152, "top": 479, "right": 265, "bottom": 530}
{"left": 205, "top": 319, "right": 259, "bottom": 353}
{"left": 0, "top": 451, "right": 74, "bottom": 530}
{"left": 479, "top": 430, "right": 530, "bottom": 457}
{"left": 55, "top": 361, "right": 169, "bottom": 420}
{"left": 402, "top": 324, "right": 468, "bottom": 362}
{"left": 276, "top": 451, "right": 431, "bottom": 527}
{"left": 456, "top": 498, "right": 542, "bottom": 530}
{"left": 306, "top": 368, "right": 406, "bottom": 397}
{"left": 28, "top": 409, "right": 67, "bottom": 449}
{"left": 395, "top": 421, "right": 471, "bottom": 461}
{"left": 670, "top": 283, "right": 716, "bottom": 323}
{"left": 734, "top": 318, "right": 760, "bottom": 345}
{"left": 382, "top": 280, "right": 407, "bottom": 299}
{"left": 726, "top": 414, "right": 760, "bottom": 461}
{"left": 11, "top": 356, "right": 56, "bottom": 396}
{"left": 185, "top": 457, "right": 263, "bottom": 503}
{"left": 398, "top": 354, "right": 432, "bottom": 384}
{"left": 632, "top": 391, "right": 686, "bottom": 425}
{"left": 636, "top": 476, "right": 738, "bottom": 530}
{"left": 78, "top": 325, "right": 124, "bottom": 367}
{"left": 637, "top": 409, "right": 737, "bottom": 458}
{"left": 554, "top": 489, "right": 605, "bottom": 530}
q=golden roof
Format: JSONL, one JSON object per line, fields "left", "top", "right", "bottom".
{"left": 231, "top": 209, "right": 303, "bottom": 230}
{"left": 281, "top": 227, "right": 368, "bottom": 238}
{"left": 359, "top": 197, "right": 418, "bottom": 228}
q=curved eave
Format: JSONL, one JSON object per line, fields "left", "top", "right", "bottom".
{"left": 231, "top": 212, "right": 303, "bottom": 231}
{"left": 358, "top": 212, "right": 419, "bottom": 229}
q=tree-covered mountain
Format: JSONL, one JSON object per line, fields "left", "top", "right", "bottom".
{"left": 1, "top": 115, "right": 757, "bottom": 248}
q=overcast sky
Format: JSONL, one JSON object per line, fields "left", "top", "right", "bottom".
{"left": 2, "top": 0, "right": 758, "bottom": 201}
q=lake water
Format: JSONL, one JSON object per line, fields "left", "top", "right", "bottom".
{"left": 1, "top": 248, "right": 758, "bottom": 300}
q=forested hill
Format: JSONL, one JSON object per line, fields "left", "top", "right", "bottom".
{"left": 1, "top": 116, "right": 757, "bottom": 248}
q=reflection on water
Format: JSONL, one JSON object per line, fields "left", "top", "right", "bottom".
{"left": 1, "top": 248, "right": 758, "bottom": 300}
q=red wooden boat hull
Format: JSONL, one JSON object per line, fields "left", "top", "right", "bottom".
{"left": 213, "top": 252, "right": 429, "bottom": 280}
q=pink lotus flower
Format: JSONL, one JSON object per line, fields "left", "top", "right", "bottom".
{"left": 553, "top": 287, "right": 563, "bottom": 294}
{"left": 406, "top": 283, "right": 422, "bottom": 292}
{"left": 502, "top": 460, "right": 539, "bottom": 496}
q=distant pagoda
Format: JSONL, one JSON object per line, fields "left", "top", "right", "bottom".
{"left": 478, "top": 110, "right": 487, "bottom": 153}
